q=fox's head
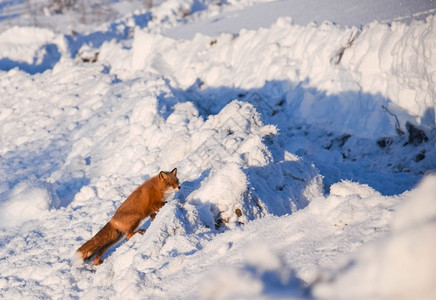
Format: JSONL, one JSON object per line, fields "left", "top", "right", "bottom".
{"left": 159, "top": 168, "right": 180, "bottom": 192}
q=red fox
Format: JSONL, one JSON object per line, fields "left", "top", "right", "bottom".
{"left": 75, "top": 168, "right": 180, "bottom": 265}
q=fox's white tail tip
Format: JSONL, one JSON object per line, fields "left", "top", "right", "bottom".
{"left": 71, "top": 251, "right": 84, "bottom": 266}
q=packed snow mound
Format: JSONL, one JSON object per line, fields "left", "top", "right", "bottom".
{"left": 313, "top": 173, "right": 436, "bottom": 300}
{"left": 170, "top": 100, "right": 321, "bottom": 229}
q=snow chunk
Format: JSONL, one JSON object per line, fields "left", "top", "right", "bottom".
{"left": 0, "top": 182, "right": 54, "bottom": 228}
{"left": 0, "top": 26, "right": 56, "bottom": 64}
{"left": 330, "top": 180, "right": 379, "bottom": 198}
{"left": 190, "top": 163, "right": 247, "bottom": 228}
{"left": 131, "top": 30, "right": 175, "bottom": 72}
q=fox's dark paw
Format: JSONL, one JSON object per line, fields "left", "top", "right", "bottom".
{"left": 137, "top": 229, "right": 146, "bottom": 235}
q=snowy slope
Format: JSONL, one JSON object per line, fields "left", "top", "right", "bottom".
{"left": 0, "top": 0, "right": 436, "bottom": 299}
{"left": 164, "top": 0, "right": 436, "bottom": 39}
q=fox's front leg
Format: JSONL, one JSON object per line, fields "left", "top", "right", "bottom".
{"left": 126, "top": 229, "right": 146, "bottom": 239}
{"left": 150, "top": 201, "right": 167, "bottom": 221}
{"left": 124, "top": 218, "right": 147, "bottom": 239}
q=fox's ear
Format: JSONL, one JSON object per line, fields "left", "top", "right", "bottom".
{"left": 171, "top": 168, "right": 177, "bottom": 176}
{"left": 159, "top": 171, "right": 168, "bottom": 180}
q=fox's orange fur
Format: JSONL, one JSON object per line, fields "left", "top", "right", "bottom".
{"left": 76, "top": 168, "right": 180, "bottom": 265}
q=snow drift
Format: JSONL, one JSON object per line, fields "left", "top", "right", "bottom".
{"left": 314, "top": 174, "right": 436, "bottom": 300}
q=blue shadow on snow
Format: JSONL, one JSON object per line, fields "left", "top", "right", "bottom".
{"left": 159, "top": 79, "right": 432, "bottom": 196}
{"left": 0, "top": 44, "right": 61, "bottom": 74}
{"left": 0, "top": 138, "right": 89, "bottom": 208}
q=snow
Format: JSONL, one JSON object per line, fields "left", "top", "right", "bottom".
{"left": 314, "top": 174, "right": 436, "bottom": 300}
{"left": 0, "top": 0, "right": 435, "bottom": 299}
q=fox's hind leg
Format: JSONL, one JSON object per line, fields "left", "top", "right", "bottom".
{"left": 92, "top": 229, "right": 124, "bottom": 265}
{"left": 92, "top": 244, "right": 110, "bottom": 265}
{"left": 92, "top": 241, "right": 115, "bottom": 265}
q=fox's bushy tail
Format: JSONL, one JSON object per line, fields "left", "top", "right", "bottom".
{"left": 76, "top": 222, "right": 124, "bottom": 265}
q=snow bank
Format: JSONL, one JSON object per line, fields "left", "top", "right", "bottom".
{"left": 342, "top": 18, "right": 436, "bottom": 125}
{"left": 2, "top": 2, "right": 434, "bottom": 135}
{"left": 314, "top": 173, "right": 436, "bottom": 300}
{"left": 126, "top": 16, "right": 436, "bottom": 136}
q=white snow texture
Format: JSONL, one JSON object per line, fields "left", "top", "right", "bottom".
{"left": 0, "top": 0, "right": 435, "bottom": 299}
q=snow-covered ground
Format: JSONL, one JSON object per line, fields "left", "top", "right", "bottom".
{"left": 0, "top": 0, "right": 435, "bottom": 299}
